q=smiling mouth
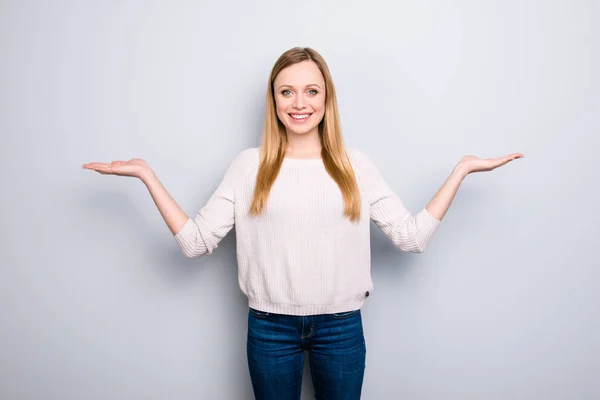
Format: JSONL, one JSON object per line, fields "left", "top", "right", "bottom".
{"left": 288, "top": 113, "right": 312, "bottom": 120}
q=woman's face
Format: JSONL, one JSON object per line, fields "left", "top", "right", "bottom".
{"left": 273, "top": 60, "right": 326, "bottom": 138}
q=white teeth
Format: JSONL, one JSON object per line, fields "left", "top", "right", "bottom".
{"left": 290, "top": 114, "right": 310, "bottom": 120}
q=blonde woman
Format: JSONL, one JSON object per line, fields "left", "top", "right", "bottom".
{"left": 83, "top": 47, "right": 523, "bottom": 399}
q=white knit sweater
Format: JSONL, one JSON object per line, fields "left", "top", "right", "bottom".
{"left": 174, "top": 148, "right": 441, "bottom": 316}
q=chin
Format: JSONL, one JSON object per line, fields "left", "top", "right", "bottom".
{"left": 287, "top": 126, "right": 317, "bottom": 136}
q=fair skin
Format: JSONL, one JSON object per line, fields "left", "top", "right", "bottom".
{"left": 82, "top": 59, "right": 523, "bottom": 234}
{"left": 273, "top": 60, "right": 325, "bottom": 159}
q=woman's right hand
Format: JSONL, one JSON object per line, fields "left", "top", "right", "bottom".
{"left": 82, "top": 158, "right": 153, "bottom": 181}
{"left": 82, "top": 157, "right": 189, "bottom": 237}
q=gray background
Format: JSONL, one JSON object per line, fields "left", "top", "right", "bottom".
{"left": 1, "top": 0, "right": 598, "bottom": 399}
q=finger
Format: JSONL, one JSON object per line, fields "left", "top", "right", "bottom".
{"left": 83, "top": 164, "right": 106, "bottom": 171}
{"left": 91, "top": 165, "right": 113, "bottom": 173}
{"left": 486, "top": 157, "right": 509, "bottom": 169}
{"left": 487, "top": 157, "right": 508, "bottom": 166}
{"left": 83, "top": 162, "right": 109, "bottom": 169}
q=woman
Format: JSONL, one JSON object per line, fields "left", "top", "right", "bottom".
{"left": 83, "top": 47, "right": 523, "bottom": 399}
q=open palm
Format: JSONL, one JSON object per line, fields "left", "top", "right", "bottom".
{"left": 82, "top": 158, "right": 151, "bottom": 179}
{"left": 459, "top": 153, "right": 524, "bottom": 174}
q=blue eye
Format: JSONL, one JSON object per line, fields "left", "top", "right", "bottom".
{"left": 308, "top": 89, "right": 318, "bottom": 95}
{"left": 281, "top": 89, "right": 292, "bottom": 95}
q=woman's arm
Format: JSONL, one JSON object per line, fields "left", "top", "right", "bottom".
{"left": 83, "top": 150, "right": 251, "bottom": 258}
{"left": 353, "top": 150, "right": 523, "bottom": 253}
{"left": 425, "top": 153, "right": 524, "bottom": 221}
{"left": 141, "top": 170, "right": 189, "bottom": 235}
{"left": 82, "top": 159, "right": 188, "bottom": 235}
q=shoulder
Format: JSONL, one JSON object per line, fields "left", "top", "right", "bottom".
{"left": 346, "top": 148, "right": 368, "bottom": 161}
{"left": 218, "top": 147, "right": 260, "bottom": 183}
{"left": 230, "top": 147, "right": 260, "bottom": 168}
{"left": 236, "top": 146, "right": 260, "bottom": 160}
{"left": 346, "top": 148, "right": 376, "bottom": 172}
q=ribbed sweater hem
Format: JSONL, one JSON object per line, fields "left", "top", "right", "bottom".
{"left": 248, "top": 296, "right": 368, "bottom": 316}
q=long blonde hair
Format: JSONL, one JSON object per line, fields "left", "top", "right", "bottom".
{"left": 249, "top": 47, "right": 361, "bottom": 222}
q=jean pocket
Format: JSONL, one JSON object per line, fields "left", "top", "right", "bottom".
{"left": 248, "top": 307, "right": 272, "bottom": 318}
{"left": 332, "top": 309, "right": 360, "bottom": 319}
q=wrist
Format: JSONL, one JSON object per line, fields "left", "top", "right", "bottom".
{"left": 140, "top": 169, "right": 157, "bottom": 185}
{"left": 452, "top": 163, "right": 470, "bottom": 179}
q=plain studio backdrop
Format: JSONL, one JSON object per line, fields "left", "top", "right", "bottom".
{"left": 1, "top": 0, "right": 598, "bottom": 399}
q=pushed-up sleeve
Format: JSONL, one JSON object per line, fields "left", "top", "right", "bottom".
{"left": 174, "top": 151, "right": 250, "bottom": 258}
{"left": 353, "top": 150, "right": 441, "bottom": 253}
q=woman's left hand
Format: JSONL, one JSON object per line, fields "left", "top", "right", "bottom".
{"left": 457, "top": 153, "right": 524, "bottom": 175}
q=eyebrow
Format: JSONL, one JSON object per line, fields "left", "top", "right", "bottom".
{"left": 276, "top": 84, "right": 322, "bottom": 90}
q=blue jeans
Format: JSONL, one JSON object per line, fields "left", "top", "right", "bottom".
{"left": 246, "top": 307, "right": 366, "bottom": 399}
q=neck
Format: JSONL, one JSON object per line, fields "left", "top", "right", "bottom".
{"left": 285, "top": 128, "right": 322, "bottom": 158}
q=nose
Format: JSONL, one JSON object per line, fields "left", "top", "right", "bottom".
{"left": 293, "top": 94, "right": 305, "bottom": 109}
